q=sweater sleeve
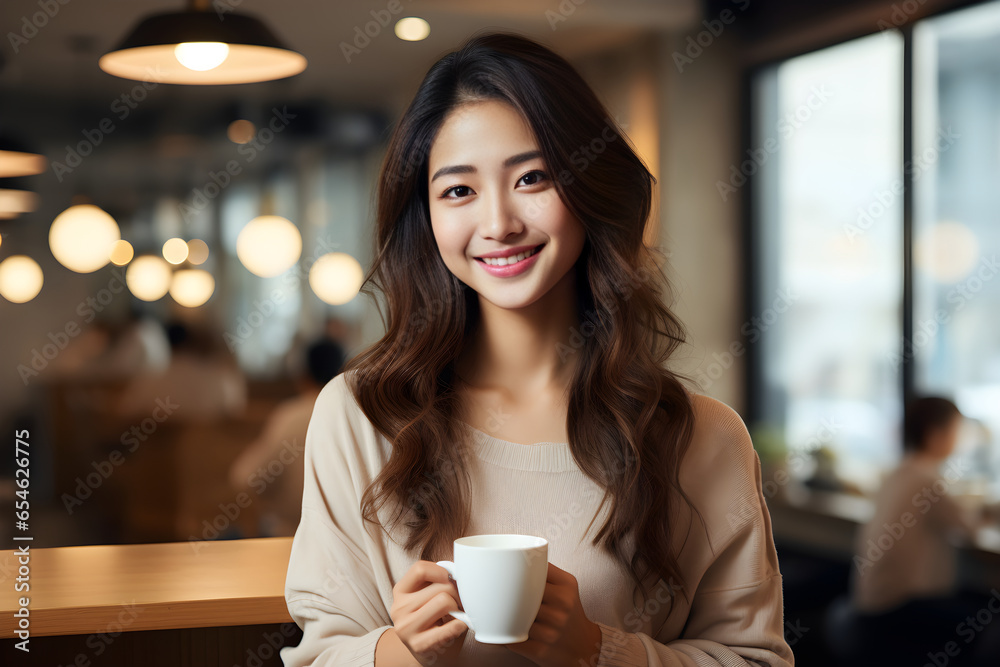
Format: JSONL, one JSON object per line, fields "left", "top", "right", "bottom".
{"left": 590, "top": 397, "right": 795, "bottom": 667}
{"left": 280, "top": 374, "right": 395, "bottom": 667}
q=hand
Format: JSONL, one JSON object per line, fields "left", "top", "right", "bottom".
{"left": 389, "top": 560, "right": 469, "bottom": 666}
{"left": 504, "top": 562, "right": 603, "bottom": 667}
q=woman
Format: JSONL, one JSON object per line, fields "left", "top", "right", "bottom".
{"left": 281, "top": 31, "right": 793, "bottom": 667}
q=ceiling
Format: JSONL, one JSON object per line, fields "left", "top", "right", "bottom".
{"left": 0, "top": 0, "right": 701, "bottom": 108}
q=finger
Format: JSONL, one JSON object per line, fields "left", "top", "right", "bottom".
{"left": 395, "top": 560, "right": 453, "bottom": 594}
{"left": 538, "top": 581, "right": 572, "bottom": 609}
{"left": 409, "top": 589, "right": 464, "bottom": 633}
{"left": 527, "top": 622, "right": 560, "bottom": 644}
{"left": 396, "top": 581, "right": 461, "bottom": 615}
{"left": 409, "top": 617, "right": 468, "bottom": 656}
{"left": 532, "top": 603, "right": 564, "bottom": 627}
{"left": 545, "top": 562, "right": 576, "bottom": 585}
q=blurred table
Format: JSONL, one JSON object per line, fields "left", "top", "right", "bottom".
{"left": 0, "top": 537, "right": 298, "bottom": 665}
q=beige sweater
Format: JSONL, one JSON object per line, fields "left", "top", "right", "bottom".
{"left": 281, "top": 370, "right": 795, "bottom": 666}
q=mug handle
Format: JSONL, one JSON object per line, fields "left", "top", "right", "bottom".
{"left": 434, "top": 560, "right": 473, "bottom": 629}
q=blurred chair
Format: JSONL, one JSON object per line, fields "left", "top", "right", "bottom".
{"left": 824, "top": 592, "right": 990, "bottom": 667}
{"left": 173, "top": 414, "right": 269, "bottom": 542}
{"left": 118, "top": 420, "right": 185, "bottom": 544}
{"left": 823, "top": 594, "right": 887, "bottom": 666}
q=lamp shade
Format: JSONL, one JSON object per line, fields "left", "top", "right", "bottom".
{"left": 0, "top": 150, "right": 46, "bottom": 178}
{"left": 0, "top": 181, "right": 39, "bottom": 220}
{"left": 0, "top": 135, "right": 45, "bottom": 178}
{"left": 99, "top": 10, "right": 307, "bottom": 85}
{"left": 0, "top": 140, "right": 43, "bottom": 219}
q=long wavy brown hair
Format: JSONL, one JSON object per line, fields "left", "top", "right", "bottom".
{"left": 343, "top": 31, "right": 703, "bottom": 613}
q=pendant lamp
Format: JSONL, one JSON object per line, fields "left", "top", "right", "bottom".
{"left": 99, "top": 0, "right": 306, "bottom": 85}
{"left": 0, "top": 178, "right": 39, "bottom": 220}
{"left": 0, "top": 134, "right": 45, "bottom": 179}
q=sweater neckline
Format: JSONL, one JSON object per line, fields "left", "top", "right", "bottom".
{"left": 458, "top": 421, "right": 577, "bottom": 472}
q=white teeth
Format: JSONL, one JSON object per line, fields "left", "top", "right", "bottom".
{"left": 481, "top": 246, "right": 540, "bottom": 266}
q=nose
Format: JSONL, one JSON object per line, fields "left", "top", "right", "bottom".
{"left": 477, "top": 186, "right": 524, "bottom": 241}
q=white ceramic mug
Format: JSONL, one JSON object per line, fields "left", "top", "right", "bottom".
{"left": 435, "top": 534, "right": 548, "bottom": 644}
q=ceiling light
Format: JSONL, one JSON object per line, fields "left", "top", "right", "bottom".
{"left": 49, "top": 204, "right": 121, "bottom": 273}
{"left": 186, "top": 238, "right": 210, "bottom": 264}
{"left": 99, "top": 0, "right": 307, "bottom": 85}
{"left": 236, "top": 215, "right": 301, "bottom": 277}
{"left": 309, "top": 252, "right": 364, "bottom": 305}
{"left": 227, "top": 119, "right": 256, "bottom": 144}
{"left": 394, "top": 17, "right": 430, "bottom": 41}
{"left": 174, "top": 41, "right": 229, "bottom": 71}
{"left": 0, "top": 186, "right": 39, "bottom": 220}
{"left": 126, "top": 255, "right": 172, "bottom": 301}
{"left": 0, "top": 137, "right": 44, "bottom": 217}
{"left": 0, "top": 149, "right": 46, "bottom": 178}
{"left": 169, "top": 269, "right": 215, "bottom": 307}
{"left": 162, "top": 237, "right": 189, "bottom": 264}
{"left": 0, "top": 255, "right": 43, "bottom": 304}
{"left": 110, "top": 239, "right": 135, "bottom": 266}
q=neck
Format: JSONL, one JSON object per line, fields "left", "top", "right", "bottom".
{"left": 457, "top": 265, "right": 581, "bottom": 396}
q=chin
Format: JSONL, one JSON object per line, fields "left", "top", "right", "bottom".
{"left": 476, "top": 287, "right": 545, "bottom": 311}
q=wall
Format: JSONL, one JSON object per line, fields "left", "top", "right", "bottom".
{"left": 656, "top": 31, "right": 745, "bottom": 412}
{"left": 574, "top": 31, "right": 746, "bottom": 412}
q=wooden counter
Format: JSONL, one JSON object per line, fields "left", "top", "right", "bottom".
{"left": 0, "top": 537, "right": 293, "bottom": 638}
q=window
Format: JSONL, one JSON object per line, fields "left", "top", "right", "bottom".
{"left": 751, "top": 0, "right": 1000, "bottom": 493}
{"left": 751, "top": 32, "right": 905, "bottom": 491}
{"left": 913, "top": 3, "right": 1000, "bottom": 497}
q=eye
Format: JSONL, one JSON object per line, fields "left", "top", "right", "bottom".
{"left": 517, "top": 170, "right": 548, "bottom": 187}
{"left": 441, "top": 185, "right": 474, "bottom": 199}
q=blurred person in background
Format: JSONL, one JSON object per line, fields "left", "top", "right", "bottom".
{"left": 228, "top": 337, "right": 345, "bottom": 536}
{"left": 98, "top": 307, "right": 171, "bottom": 377}
{"left": 44, "top": 318, "right": 115, "bottom": 380}
{"left": 114, "top": 321, "right": 247, "bottom": 422}
{"left": 280, "top": 317, "right": 355, "bottom": 379}
{"left": 48, "top": 310, "right": 170, "bottom": 382}
{"left": 847, "top": 396, "right": 1000, "bottom": 665}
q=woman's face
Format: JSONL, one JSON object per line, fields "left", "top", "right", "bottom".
{"left": 427, "top": 99, "right": 586, "bottom": 310}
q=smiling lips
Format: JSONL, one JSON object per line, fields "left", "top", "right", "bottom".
{"left": 476, "top": 244, "right": 544, "bottom": 266}
{"left": 475, "top": 244, "right": 544, "bottom": 277}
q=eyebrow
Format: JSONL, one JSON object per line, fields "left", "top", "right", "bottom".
{"left": 429, "top": 150, "right": 542, "bottom": 183}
